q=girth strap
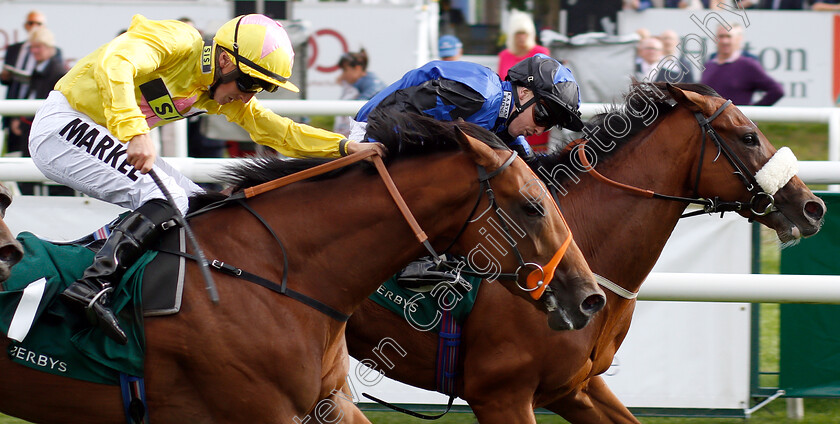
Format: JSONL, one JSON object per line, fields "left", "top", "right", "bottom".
{"left": 158, "top": 248, "right": 350, "bottom": 322}
{"left": 209, "top": 258, "right": 350, "bottom": 322}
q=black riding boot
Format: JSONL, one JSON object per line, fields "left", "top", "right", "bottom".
{"left": 61, "top": 199, "right": 177, "bottom": 345}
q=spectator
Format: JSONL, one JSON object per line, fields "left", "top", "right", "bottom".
{"left": 9, "top": 27, "right": 65, "bottom": 153}
{"left": 498, "top": 11, "right": 549, "bottom": 78}
{"left": 1, "top": 10, "right": 49, "bottom": 155}
{"left": 811, "top": 0, "right": 840, "bottom": 10}
{"left": 333, "top": 49, "right": 387, "bottom": 137}
{"left": 9, "top": 27, "right": 69, "bottom": 195}
{"left": 635, "top": 27, "right": 652, "bottom": 40}
{"left": 665, "top": 0, "right": 709, "bottom": 7}
{"left": 498, "top": 10, "right": 552, "bottom": 152}
{"left": 336, "top": 49, "right": 386, "bottom": 101}
{"left": 701, "top": 24, "right": 783, "bottom": 106}
{"left": 625, "top": 0, "right": 708, "bottom": 10}
{"left": 757, "top": 0, "right": 804, "bottom": 8}
{"left": 439, "top": 35, "right": 463, "bottom": 61}
{"left": 634, "top": 37, "right": 683, "bottom": 83}
{"left": 439, "top": 0, "right": 465, "bottom": 36}
{"left": 659, "top": 29, "right": 695, "bottom": 82}
{"left": 177, "top": 16, "right": 198, "bottom": 29}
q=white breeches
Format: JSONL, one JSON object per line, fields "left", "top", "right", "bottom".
{"left": 29, "top": 91, "right": 202, "bottom": 214}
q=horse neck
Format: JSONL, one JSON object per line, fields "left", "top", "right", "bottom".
{"left": 561, "top": 108, "right": 702, "bottom": 295}
{"left": 249, "top": 155, "right": 479, "bottom": 318}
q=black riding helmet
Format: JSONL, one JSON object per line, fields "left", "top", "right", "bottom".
{"left": 506, "top": 54, "right": 584, "bottom": 132}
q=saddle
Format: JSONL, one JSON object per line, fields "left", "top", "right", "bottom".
{"left": 396, "top": 256, "right": 473, "bottom": 293}
{"left": 50, "top": 224, "right": 187, "bottom": 316}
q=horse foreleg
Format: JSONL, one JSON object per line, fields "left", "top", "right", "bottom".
{"left": 470, "top": 396, "right": 537, "bottom": 424}
{"left": 301, "top": 389, "right": 371, "bottom": 424}
{"left": 545, "top": 376, "right": 639, "bottom": 424}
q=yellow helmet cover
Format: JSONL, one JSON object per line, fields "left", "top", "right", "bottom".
{"left": 214, "top": 14, "right": 299, "bottom": 93}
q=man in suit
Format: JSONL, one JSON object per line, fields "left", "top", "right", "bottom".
{"left": 1, "top": 10, "right": 50, "bottom": 155}
{"left": 634, "top": 37, "right": 684, "bottom": 83}
{"left": 8, "top": 27, "right": 69, "bottom": 195}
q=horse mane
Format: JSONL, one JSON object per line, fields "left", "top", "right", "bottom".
{"left": 531, "top": 82, "right": 722, "bottom": 183}
{"left": 365, "top": 108, "right": 509, "bottom": 155}
{"left": 189, "top": 111, "right": 508, "bottom": 206}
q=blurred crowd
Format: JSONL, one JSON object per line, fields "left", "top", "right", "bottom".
{"left": 0, "top": 3, "right": 824, "bottom": 195}
{"left": 624, "top": 0, "right": 838, "bottom": 10}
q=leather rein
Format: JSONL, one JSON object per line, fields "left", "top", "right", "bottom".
{"left": 182, "top": 147, "right": 563, "bottom": 321}
{"left": 576, "top": 99, "right": 776, "bottom": 219}
{"left": 571, "top": 99, "right": 777, "bottom": 301}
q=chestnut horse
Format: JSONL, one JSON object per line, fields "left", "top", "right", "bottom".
{"left": 0, "top": 183, "right": 23, "bottom": 282}
{"left": 346, "top": 83, "right": 826, "bottom": 423}
{"left": 0, "top": 114, "right": 604, "bottom": 423}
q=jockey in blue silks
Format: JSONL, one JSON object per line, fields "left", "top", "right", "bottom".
{"left": 352, "top": 54, "right": 585, "bottom": 289}
{"left": 350, "top": 53, "right": 584, "bottom": 158}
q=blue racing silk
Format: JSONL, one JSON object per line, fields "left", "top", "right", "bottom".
{"left": 355, "top": 60, "right": 514, "bottom": 137}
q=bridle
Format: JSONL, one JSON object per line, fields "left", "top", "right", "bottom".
{"left": 690, "top": 100, "right": 775, "bottom": 216}
{"left": 577, "top": 98, "right": 777, "bottom": 219}
{"left": 185, "top": 146, "right": 575, "bottom": 320}
{"left": 421, "top": 149, "right": 573, "bottom": 301}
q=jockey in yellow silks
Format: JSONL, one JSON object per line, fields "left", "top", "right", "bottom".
{"left": 29, "top": 14, "right": 385, "bottom": 344}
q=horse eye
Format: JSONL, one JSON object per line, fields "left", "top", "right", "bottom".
{"left": 743, "top": 133, "right": 758, "bottom": 146}
{"left": 523, "top": 202, "right": 544, "bottom": 217}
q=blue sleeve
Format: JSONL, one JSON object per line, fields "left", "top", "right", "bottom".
{"left": 355, "top": 64, "right": 444, "bottom": 122}
{"left": 355, "top": 61, "right": 502, "bottom": 123}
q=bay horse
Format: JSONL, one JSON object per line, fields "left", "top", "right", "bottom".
{"left": 345, "top": 83, "right": 826, "bottom": 423}
{"left": 0, "top": 113, "right": 604, "bottom": 423}
{"left": 0, "top": 183, "right": 23, "bottom": 283}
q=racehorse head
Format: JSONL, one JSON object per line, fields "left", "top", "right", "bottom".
{"left": 0, "top": 183, "right": 23, "bottom": 283}
{"left": 367, "top": 111, "right": 606, "bottom": 330}
{"left": 663, "top": 83, "right": 824, "bottom": 243}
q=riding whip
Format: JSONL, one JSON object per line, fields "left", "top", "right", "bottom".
{"left": 148, "top": 169, "right": 220, "bottom": 304}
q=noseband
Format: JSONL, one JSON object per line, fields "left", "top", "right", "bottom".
{"left": 690, "top": 100, "right": 776, "bottom": 217}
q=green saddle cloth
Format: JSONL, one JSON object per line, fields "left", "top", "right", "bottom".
{"left": 369, "top": 273, "right": 482, "bottom": 333}
{"left": 0, "top": 232, "right": 156, "bottom": 385}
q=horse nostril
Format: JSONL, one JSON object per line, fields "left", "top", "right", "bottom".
{"left": 804, "top": 200, "right": 825, "bottom": 222}
{"left": 0, "top": 244, "right": 23, "bottom": 265}
{"left": 580, "top": 293, "right": 606, "bottom": 316}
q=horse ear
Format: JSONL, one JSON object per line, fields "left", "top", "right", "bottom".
{"left": 666, "top": 83, "right": 705, "bottom": 114}
{"left": 454, "top": 126, "right": 502, "bottom": 169}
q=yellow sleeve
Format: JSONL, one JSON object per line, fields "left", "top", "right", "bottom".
{"left": 94, "top": 17, "right": 191, "bottom": 142}
{"left": 198, "top": 97, "right": 345, "bottom": 158}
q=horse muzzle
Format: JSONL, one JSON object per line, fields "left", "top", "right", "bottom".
{"left": 544, "top": 284, "right": 606, "bottom": 331}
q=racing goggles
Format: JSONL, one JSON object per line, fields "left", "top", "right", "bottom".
{"left": 235, "top": 71, "right": 279, "bottom": 93}
{"left": 533, "top": 98, "right": 575, "bottom": 130}
{"left": 532, "top": 99, "right": 557, "bottom": 128}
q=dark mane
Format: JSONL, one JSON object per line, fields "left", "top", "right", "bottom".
{"left": 366, "top": 108, "right": 508, "bottom": 155}
{"left": 532, "top": 82, "right": 721, "bottom": 184}
{"left": 190, "top": 111, "right": 509, "bottom": 206}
